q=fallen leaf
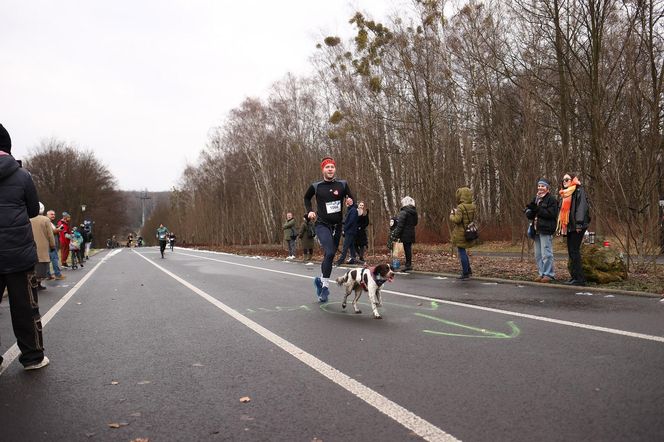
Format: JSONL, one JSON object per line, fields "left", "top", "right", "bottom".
{"left": 239, "top": 396, "right": 251, "bottom": 403}
{"left": 137, "top": 380, "right": 151, "bottom": 385}
{"left": 84, "top": 432, "right": 96, "bottom": 438}
{"left": 110, "top": 381, "right": 119, "bottom": 385}
{"left": 130, "top": 439, "right": 149, "bottom": 442}
{"left": 192, "top": 363, "right": 204, "bottom": 367}
{"left": 107, "top": 422, "right": 129, "bottom": 429}
{"left": 130, "top": 412, "right": 142, "bottom": 417}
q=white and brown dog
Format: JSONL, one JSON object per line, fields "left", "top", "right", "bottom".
{"left": 335, "top": 263, "right": 395, "bottom": 319}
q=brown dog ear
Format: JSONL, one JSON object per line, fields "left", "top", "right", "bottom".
{"left": 375, "top": 264, "right": 388, "bottom": 277}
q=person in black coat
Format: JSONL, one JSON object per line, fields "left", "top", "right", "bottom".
{"left": 525, "top": 178, "right": 559, "bottom": 282}
{"left": 391, "top": 196, "right": 418, "bottom": 272}
{"left": 354, "top": 201, "right": 369, "bottom": 263}
{"left": 556, "top": 173, "right": 591, "bottom": 286}
{"left": 0, "top": 123, "right": 49, "bottom": 370}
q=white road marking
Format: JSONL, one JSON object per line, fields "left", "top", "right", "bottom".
{"left": 134, "top": 251, "right": 459, "bottom": 442}
{"left": 0, "top": 249, "right": 123, "bottom": 376}
{"left": 173, "top": 249, "right": 664, "bottom": 344}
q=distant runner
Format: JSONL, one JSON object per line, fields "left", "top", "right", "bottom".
{"left": 156, "top": 224, "right": 169, "bottom": 258}
{"left": 168, "top": 232, "right": 176, "bottom": 251}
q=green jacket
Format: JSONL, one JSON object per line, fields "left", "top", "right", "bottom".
{"left": 298, "top": 219, "right": 316, "bottom": 249}
{"left": 449, "top": 187, "right": 476, "bottom": 249}
{"left": 282, "top": 218, "right": 296, "bottom": 241}
{"left": 156, "top": 226, "right": 169, "bottom": 241}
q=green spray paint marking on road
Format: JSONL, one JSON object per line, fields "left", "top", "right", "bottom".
{"left": 320, "top": 300, "right": 440, "bottom": 315}
{"left": 414, "top": 313, "right": 520, "bottom": 339}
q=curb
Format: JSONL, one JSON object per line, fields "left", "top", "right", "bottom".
{"left": 404, "top": 269, "right": 663, "bottom": 299}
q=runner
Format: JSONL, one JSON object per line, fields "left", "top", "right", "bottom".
{"left": 304, "top": 156, "right": 354, "bottom": 302}
{"left": 156, "top": 224, "right": 169, "bottom": 258}
{"left": 168, "top": 232, "right": 176, "bottom": 251}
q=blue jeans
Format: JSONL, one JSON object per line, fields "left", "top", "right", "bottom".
{"left": 457, "top": 247, "right": 471, "bottom": 276}
{"left": 286, "top": 239, "right": 296, "bottom": 256}
{"left": 316, "top": 223, "right": 341, "bottom": 278}
{"left": 47, "top": 248, "right": 62, "bottom": 277}
{"left": 337, "top": 234, "right": 356, "bottom": 263}
{"left": 534, "top": 233, "right": 555, "bottom": 278}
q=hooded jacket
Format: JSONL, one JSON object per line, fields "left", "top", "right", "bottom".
{"left": 393, "top": 205, "right": 418, "bottom": 244}
{"left": 0, "top": 151, "right": 39, "bottom": 273}
{"left": 450, "top": 187, "right": 476, "bottom": 249}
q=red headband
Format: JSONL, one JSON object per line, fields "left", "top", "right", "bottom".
{"left": 321, "top": 158, "right": 336, "bottom": 170}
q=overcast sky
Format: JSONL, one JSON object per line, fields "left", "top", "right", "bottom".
{"left": 2, "top": 0, "right": 410, "bottom": 191}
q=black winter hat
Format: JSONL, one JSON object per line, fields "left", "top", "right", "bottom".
{"left": 0, "top": 124, "right": 11, "bottom": 154}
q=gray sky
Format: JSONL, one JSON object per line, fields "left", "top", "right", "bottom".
{"left": 2, "top": 0, "right": 406, "bottom": 191}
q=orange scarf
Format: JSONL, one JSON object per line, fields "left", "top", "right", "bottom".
{"left": 556, "top": 177, "right": 581, "bottom": 234}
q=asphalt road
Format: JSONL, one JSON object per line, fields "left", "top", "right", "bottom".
{"left": 1, "top": 247, "right": 663, "bottom": 442}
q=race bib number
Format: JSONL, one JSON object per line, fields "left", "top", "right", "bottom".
{"left": 325, "top": 200, "right": 341, "bottom": 214}
{"left": 159, "top": 234, "right": 166, "bottom": 239}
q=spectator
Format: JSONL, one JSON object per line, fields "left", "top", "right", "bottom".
{"left": 282, "top": 212, "right": 297, "bottom": 260}
{"left": 355, "top": 201, "right": 369, "bottom": 263}
{"left": 450, "top": 187, "right": 476, "bottom": 280}
{"left": 30, "top": 202, "right": 56, "bottom": 290}
{"left": 525, "top": 178, "right": 559, "bottom": 283}
{"left": 66, "top": 227, "right": 83, "bottom": 269}
{"left": 391, "top": 196, "right": 418, "bottom": 272}
{"left": 557, "top": 173, "right": 591, "bottom": 286}
{"left": 0, "top": 123, "right": 49, "bottom": 370}
{"left": 78, "top": 223, "right": 88, "bottom": 265}
{"left": 83, "top": 221, "right": 93, "bottom": 259}
{"left": 298, "top": 214, "right": 316, "bottom": 262}
{"left": 57, "top": 212, "right": 72, "bottom": 267}
{"left": 46, "top": 210, "right": 65, "bottom": 280}
{"left": 336, "top": 199, "right": 359, "bottom": 265}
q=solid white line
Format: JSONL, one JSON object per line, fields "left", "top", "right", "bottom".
{"left": 134, "top": 250, "right": 459, "bottom": 442}
{"left": 174, "top": 249, "right": 664, "bottom": 344}
{"left": 0, "top": 249, "right": 123, "bottom": 376}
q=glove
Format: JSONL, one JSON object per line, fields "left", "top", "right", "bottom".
{"left": 526, "top": 202, "right": 538, "bottom": 212}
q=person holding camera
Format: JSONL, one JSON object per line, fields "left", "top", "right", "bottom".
{"left": 0, "top": 123, "right": 49, "bottom": 370}
{"left": 450, "top": 186, "right": 476, "bottom": 280}
{"left": 525, "top": 178, "right": 558, "bottom": 283}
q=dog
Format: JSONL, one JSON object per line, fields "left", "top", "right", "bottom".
{"left": 335, "top": 263, "right": 395, "bottom": 319}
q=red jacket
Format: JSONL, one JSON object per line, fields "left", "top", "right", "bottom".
{"left": 57, "top": 218, "right": 72, "bottom": 244}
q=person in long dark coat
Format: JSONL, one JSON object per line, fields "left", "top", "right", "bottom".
{"left": 355, "top": 201, "right": 369, "bottom": 263}
{"left": 391, "top": 196, "right": 418, "bottom": 272}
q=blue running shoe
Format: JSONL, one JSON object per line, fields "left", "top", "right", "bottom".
{"left": 314, "top": 277, "right": 323, "bottom": 300}
{"left": 319, "top": 286, "right": 329, "bottom": 303}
